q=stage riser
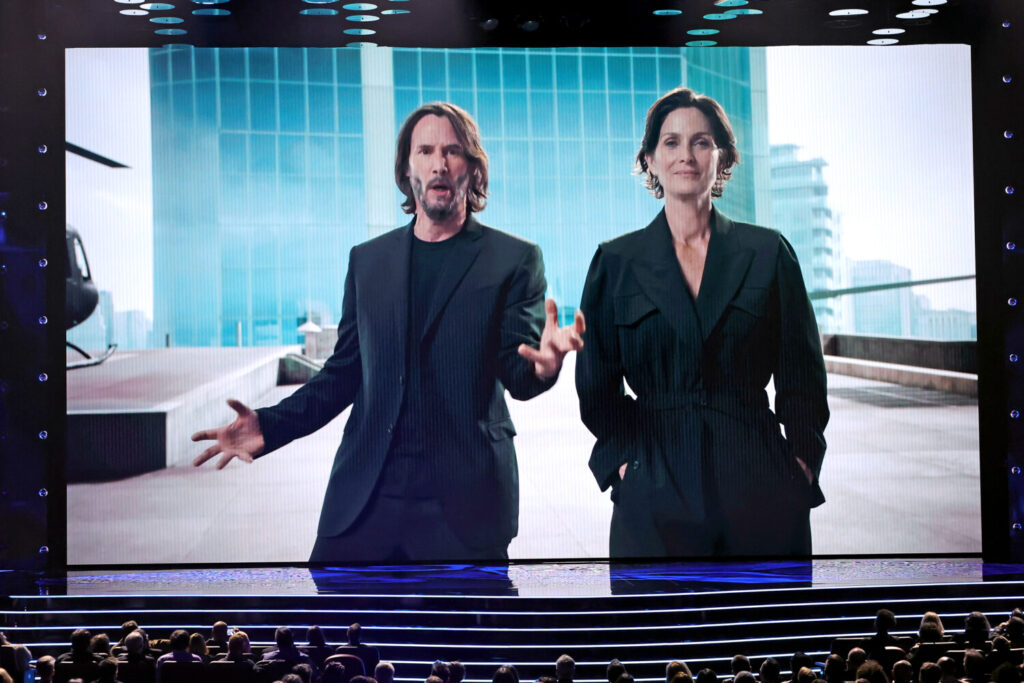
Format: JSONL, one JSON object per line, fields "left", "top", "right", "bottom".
{"left": 3, "top": 587, "right": 1022, "bottom": 681}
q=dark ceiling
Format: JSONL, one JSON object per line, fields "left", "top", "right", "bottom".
{"left": 43, "top": 0, "right": 980, "bottom": 49}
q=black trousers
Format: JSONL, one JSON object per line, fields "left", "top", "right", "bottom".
{"left": 309, "top": 492, "right": 510, "bottom": 564}
{"left": 609, "top": 435, "right": 812, "bottom": 559}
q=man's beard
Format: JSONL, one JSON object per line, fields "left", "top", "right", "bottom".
{"left": 415, "top": 174, "right": 468, "bottom": 221}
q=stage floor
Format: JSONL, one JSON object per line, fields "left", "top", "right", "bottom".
{"left": 5, "top": 558, "right": 1024, "bottom": 598}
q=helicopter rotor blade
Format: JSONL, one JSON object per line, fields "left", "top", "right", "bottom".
{"left": 65, "top": 141, "right": 130, "bottom": 168}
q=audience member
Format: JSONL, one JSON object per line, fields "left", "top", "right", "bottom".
{"left": 724, "top": 657, "right": 749, "bottom": 683}
{"left": 918, "top": 613, "right": 946, "bottom": 642}
{"left": 695, "top": 669, "right": 718, "bottom": 683}
{"left": 992, "top": 610, "right": 1024, "bottom": 637}
{"left": 292, "top": 662, "right": 315, "bottom": 683}
{"left": 155, "top": 629, "right": 202, "bottom": 671}
{"left": 847, "top": 649, "right": 867, "bottom": 680}
{"left": 790, "top": 654, "right": 815, "bottom": 683}
{"left": 214, "top": 631, "right": 255, "bottom": 679}
{"left": 796, "top": 668, "right": 816, "bottom": 683}
{"left": 207, "top": 622, "right": 230, "bottom": 651}
{"left": 188, "top": 633, "right": 210, "bottom": 663}
{"left": 918, "top": 662, "right": 941, "bottom": 683}
{"left": 961, "top": 649, "right": 986, "bottom": 683}
{"left": 958, "top": 613, "right": 993, "bottom": 649}
{"left": 59, "top": 629, "right": 104, "bottom": 664}
{"left": 0, "top": 669, "right": 12, "bottom": 683}
{"left": 117, "top": 623, "right": 139, "bottom": 648}
{"left": 449, "top": 661, "right": 465, "bottom": 683}
{"left": 324, "top": 662, "right": 347, "bottom": 683}
{"left": 306, "top": 626, "right": 335, "bottom": 668}
{"left": 8, "top": 644, "right": 33, "bottom": 681}
{"left": 935, "top": 657, "right": 958, "bottom": 683}
{"left": 1003, "top": 617, "right": 1024, "bottom": 647}
{"left": 607, "top": 659, "right": 626, "bottom": 683}
{"left": 282, "top": 675, "right": 305, "bottom": 683}
{"left": 732, "top": 656, "right": 752, "bottom": 677}
{"left": 862, "top": 611, "right": 900, "bottom": 661}
{"left": 37, "top": 655, "right": 56, "bottom": 683}
{"left": 116, "top": 631, "right": 156, "bottom": 683}
{"left": 987, "top": 636, "right": 1015, "bottom": 671}
{"left": 262, "top": 627, "right": 314, "bottom": 668}
{"left": 990, "top": 662, "right": 1022, "bottom": 683}
{"left": 667, "top": 661, "right": 692, "bottom": 683}
{"left": 890, "top": 660, "right": 912, "bottom": 683}
{"left": 425, "top": 676, "right": 444, "bottom": 683}
{"left": 350, "top": 676, "right": 376, "bottom": 683}
{"left": 336, "top": 624, "right": 380, "bottom": 677}
{"left": 375, "top": 662, "right": 396, "bottom": 683}
{"left": 493, "top": 665, "right": 519, "bottom": 683}
{"left": 762, "top": 657, "right": 783, "bottom": 683}
{"left": 90, "top": 633, "right": 111, "bottom": 656}
{"left": 822, "top": 655, "right": 844, "bottom": 683}
{"left": 94, "top": 656, "right": 120, "bottom": 683}
{"left": 431, "top": 660, "right": 451, "bottom": 683}
{"left": 854, "top": 661, "right": 888, "bottom": 683}
{"left": 735, "top": 671, "right": 757, "bottom": 683}
{"left": 618, "top": 674, "right": 636, "bottom": 683}
{"left": 555, "top": 655, "right": 575, "bottom": 683}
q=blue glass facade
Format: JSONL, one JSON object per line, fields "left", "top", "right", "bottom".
{"left": 150, "top": 47, "right": 365, "bottom": 347}
{"left": 150, "top": 46, "right": 768, "bottom": 345}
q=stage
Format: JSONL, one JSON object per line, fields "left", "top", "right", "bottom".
{"left": 3, "top": 559, "right": 1023, "bottom": 682}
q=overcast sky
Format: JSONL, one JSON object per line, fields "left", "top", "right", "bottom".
{"left": 766, "top": 44, "right": 975, "bottom": 311}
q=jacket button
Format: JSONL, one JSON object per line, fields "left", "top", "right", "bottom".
{"left": 632, "top": 459, "right": 640, "bottom": 470}
{"left": 387, "top": 424, "right": 393, "bottom": 434}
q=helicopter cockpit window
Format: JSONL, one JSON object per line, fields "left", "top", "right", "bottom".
{"left": 73, "top": 235, "right": 91, "bottom": 281}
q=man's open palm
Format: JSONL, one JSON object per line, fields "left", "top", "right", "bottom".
{"left": 191, "top": 399, "right": 265, "bottom": 469}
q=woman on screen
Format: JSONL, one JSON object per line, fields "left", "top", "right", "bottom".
{"left": 575, "top": 87, "right": 829, "bottom": 558}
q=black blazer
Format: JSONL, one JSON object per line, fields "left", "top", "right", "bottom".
{"left": 576, "top": 209, "right": 828, "bottom": 522}
{"left": 256, "top": 216, "right": 554, "bottom": 548}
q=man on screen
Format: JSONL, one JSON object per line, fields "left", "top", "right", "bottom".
{"left": 191, "top": 102, "right": 584, "bottom": 563}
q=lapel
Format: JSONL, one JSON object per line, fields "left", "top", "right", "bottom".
{"left": 379, "top": 221, "right": 413, "bottom": 350}
{"left": 694, "top": 209, "right": 755, "bottom": 341}
{"left": 629, "top": 208, "right": 754, "bottom": 344}
{"left": 629, "top": 209, "right": 700, "bottom": 346}
{"left": 419, "top": 214, "right": 485, "bottom": 340}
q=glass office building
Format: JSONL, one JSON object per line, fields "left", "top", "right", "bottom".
{"left": 769, "top": 144, "right": 841, "bottom": 333}
{"left": 149, "top": 46, "right": 769, "bottom": 346}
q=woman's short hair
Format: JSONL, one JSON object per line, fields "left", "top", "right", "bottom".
{"left": 636, "top": 87, "right": 739, "bottom": 199}
{"left": 394, "top": 102, "right": 489, "bottom": 215}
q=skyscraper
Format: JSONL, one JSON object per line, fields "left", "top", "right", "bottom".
{"left": 769, "top": 144, "right": 840, "bottom": 332}
{"left": 150, "top": 46, "right": 769, "bottom": 345}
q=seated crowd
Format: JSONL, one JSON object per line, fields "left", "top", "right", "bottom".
{"left": 0, "top": 609, "right": 1021, "bottom": 683}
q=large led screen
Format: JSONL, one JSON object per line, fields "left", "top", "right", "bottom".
{"left": 65, "top": 45, "right": 979, "bottom": 564}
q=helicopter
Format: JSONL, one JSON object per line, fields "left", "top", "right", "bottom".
{"left": 65, "top": 141, "right": 126, "bottom": 369}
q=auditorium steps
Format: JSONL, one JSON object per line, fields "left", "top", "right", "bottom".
{"left": 2, "top": 561, "right": 1023, "bottom": 682}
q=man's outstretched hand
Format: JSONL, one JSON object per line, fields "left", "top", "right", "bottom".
{"left": 518, "top": 299, "right": 585, "bottom": 380}
{"left": 191, "top": 399, "right": 266, "bottom": 469}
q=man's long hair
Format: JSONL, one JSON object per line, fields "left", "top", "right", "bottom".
{"left": 395, "top": 102, "right": 489, "bottom": 215}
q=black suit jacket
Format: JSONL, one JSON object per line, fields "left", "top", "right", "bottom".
{"left": 256, "top": 216, "right": 554, "bottom": 548}
{"left": 576, "top": 209, "right": 828, "bottom": 523}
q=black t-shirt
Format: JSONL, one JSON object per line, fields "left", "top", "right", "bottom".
{"left": 380, "top": 229, "right": 465, "bottom": 496}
